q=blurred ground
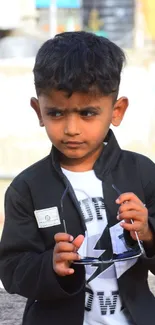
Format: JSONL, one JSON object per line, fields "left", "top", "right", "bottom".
{"left": 0, "top": 289, "right": 26, "bottom": 325}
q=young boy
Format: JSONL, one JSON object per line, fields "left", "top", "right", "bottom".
{"left": 0, "top": 31, "right": 155, "bottom": 325}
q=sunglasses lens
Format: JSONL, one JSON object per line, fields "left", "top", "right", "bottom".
{"left": 113, "top": 248, "right": 142, "bottom": 261}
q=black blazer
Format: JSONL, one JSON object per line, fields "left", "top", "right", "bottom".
{"left": 0, "top": 129, "right": 155, "bottom": 325}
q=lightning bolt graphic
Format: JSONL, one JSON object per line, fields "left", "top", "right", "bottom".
{"left": 86, "top": 226, "right": 113, "bottom": 284}
{"left": 78, "top": 196, "right": 113, "bottom": 284}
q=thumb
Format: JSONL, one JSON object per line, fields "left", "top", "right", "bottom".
{"left": 72, "top": 235, "right": 84, "bottom": 249}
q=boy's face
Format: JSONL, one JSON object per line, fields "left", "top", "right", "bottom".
{"left": 31, "top": 90, "right": 128, "bottom": 170}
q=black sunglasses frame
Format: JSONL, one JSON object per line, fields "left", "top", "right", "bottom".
{"left": 60, "top": 184, "right": 145, "bottom": 265}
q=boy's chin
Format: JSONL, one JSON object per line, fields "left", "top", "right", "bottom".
{"left": 63, "top": 153, "right": 86, "bottom": 160}
{"left": 61, "top": 149, "right": 88, "bottom": 160}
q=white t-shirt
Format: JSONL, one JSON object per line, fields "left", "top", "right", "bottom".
{"left": 62, "top": 168, "right": 135, "bottom": 325}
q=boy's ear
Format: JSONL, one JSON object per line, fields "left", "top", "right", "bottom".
{"left": 111, "top": 96, "right": 129, "bottom": 127}
{"left": 30, "top": 97, "right": 44, "bottom": 127}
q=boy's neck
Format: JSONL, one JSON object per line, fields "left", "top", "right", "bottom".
{"left": 60, "top": 145, "right": 104, "bottom": 172}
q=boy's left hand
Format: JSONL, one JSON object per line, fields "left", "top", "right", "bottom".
{"left": 116, "top": 192, "right": 153, "bottom": 243}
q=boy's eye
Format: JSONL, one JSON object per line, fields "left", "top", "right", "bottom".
{"left": 80, "top": 110, "right": 97, "bottom": 117}
{"left": 47, "top": 111, "right": 63, "bottom": 117}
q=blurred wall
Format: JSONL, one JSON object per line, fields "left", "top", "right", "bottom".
{"left": 0, "top": 59, "right": 51, "bottom": 228}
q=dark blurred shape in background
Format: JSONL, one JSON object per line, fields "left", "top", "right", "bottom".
{"left": 83, "top": 0, "right": 135, "bottom": 48}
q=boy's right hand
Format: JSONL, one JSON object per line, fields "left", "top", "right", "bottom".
{"left": 53, "top": 233, "right": 84, "bottom": 276}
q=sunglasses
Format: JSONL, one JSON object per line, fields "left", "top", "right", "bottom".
{"left": 61, "top": 185, "right": 145, "bottom": 266}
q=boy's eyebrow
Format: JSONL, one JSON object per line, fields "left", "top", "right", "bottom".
{"left": 44, "top": 106, "right": 101, "bottom": 112}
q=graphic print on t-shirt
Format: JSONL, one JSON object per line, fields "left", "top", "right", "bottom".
{"left": 78, "top": 196, "right": 113, "bottom": 281}
{"left": 78, "top": 196, "right": 135, "bottom": 325}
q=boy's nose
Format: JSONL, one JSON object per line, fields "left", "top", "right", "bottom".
{"left": 64, "top": 115, "right": 81, "bottom": 136}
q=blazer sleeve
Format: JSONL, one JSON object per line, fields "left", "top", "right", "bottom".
{"left": 0, "top": 183, "right": 85, "bottom": 301}
{"left": 138, "top": 154, "right": 155, "bottom": 274}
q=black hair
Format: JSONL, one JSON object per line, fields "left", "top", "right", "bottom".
{"left": 33, "top": 31, "right": 126, "bottom": 98}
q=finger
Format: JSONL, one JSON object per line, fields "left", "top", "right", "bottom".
{"left": 120, "top": 221, "right": 142, "bottom": 232}
{"left": 54, "top": 264, "right": 75, "bottom": 276}
{"left": 116, "top": 192, "right": 144, "bottom": 206}
{"left": 55, "top": 252, "right": 80, "bottom": 263}
{"left": 54, "top": 232, "right": 74, "bottom": 243}
{"left": 72, "top": 235, "right": 85, "bottom": 249}
{"left": 54, "top": 242, "right": 77, "bottom": 253}
{"left": 118, "top": 201, "right": 146, "bottom": 214}
{"left": 117, "top": 210, "right": 146, "bottom": 222}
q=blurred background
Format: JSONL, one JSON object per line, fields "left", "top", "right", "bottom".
{"left": 0, "top": 0, "right": 155, "bottom": 233}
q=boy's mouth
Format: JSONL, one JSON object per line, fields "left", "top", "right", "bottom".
{"left": 62, "top": 141, "right": 84, "bottom": 148}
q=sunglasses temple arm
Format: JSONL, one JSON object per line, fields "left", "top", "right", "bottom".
{"left": 112, "top": 184, "right": 145, "bottom": 254}
{"left": 60, "top": 185, "right": 70, "bottom": 234}
{"left": 62, "top": 219, "right": 67, "bottom": 233}
{"left": 130, "top": 220, "right": 145, "bottom": 254}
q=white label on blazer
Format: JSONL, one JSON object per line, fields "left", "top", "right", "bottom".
{"left": 34, "top": 207, "right": 60, "bottom": 228}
